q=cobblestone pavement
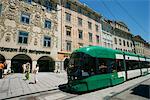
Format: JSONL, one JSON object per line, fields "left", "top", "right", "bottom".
{"left": 0, "top": 72, "right": 67, "bottom": 100}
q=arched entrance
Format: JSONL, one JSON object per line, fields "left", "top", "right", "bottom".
{"left": 37, "top": 56, "right": 55, "bottom": 72}
{"left": 0, "top": 54, "right": 5, "bottom": 63}
{"left": 11, "top": 54, "right": 32, "bottom": 73}
{"left": 64, "top": 58, "right": 69, "bottom": 71}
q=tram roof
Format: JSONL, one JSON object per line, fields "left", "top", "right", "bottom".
{"left": 123, "top": 52, "right": 139, "bottom": 57}
{"left": 73, "top": 46, "right": 123, "bottom": 59}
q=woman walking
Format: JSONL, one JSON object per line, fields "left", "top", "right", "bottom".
{"left": 33, "top": 64, "right": 39, "bottom": 84}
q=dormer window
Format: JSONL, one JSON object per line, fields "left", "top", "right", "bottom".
{"left": 26, "top": 0, "right": 32, "bottom": 4}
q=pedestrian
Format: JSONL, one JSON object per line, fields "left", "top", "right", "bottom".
{"left": 0, "top": 61, "right": 5, "bottom": 79}
{"left": 33, "top": 64, "right": 39, "bottom": 84}
{"left": 22, "top": 64, "right": 26, "bottom": 73}
{"left": 25, "top": 62, "right": 30, "bottom": 80}
{"left": 55, "top": 63, "right": 60, "bottom": 73}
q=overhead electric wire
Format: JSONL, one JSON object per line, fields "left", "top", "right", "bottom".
{"left": 100, "top": 0, "right": 118, "bottom": 20}
{"left": 115, "top": 0, "right": 147, "bottom": 34}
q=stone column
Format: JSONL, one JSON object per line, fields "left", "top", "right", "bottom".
{"left": 61, "top": 61, "right": 64, "bottom": 71}
{"left": 32, "top": 60, "right": 37, "bottom": 73}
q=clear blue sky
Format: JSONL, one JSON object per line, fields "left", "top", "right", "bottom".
{"left": 79, "top": 0, "right": 150, "bottom": 42}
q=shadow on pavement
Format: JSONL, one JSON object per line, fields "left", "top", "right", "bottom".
{"left": 131, "top": 84, "right": 150, "bottom": 99}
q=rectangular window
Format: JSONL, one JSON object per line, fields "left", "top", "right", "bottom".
{"left": 78, "top": 18, "right": 82, "bottom": 26}
{"left": 66, "top": 2, "right": 71, "bottom": 9}
{"left": 26, "top": 0, "right": 32, "bottom": 4}
{"left": 0, "top": 4, "right": 2, "bottom": 15}
{"left": 18, "top": 31, "right": 28, "bottom": 44}
{"left": 78, "top": 7, "right": 82, "bottom": 13}
{"left": 45, "top": 1, "right": 52, "bottom": 11}
{"left": 66, "top": 12, "right": 71, "bottom": 22}
{"left": 127, "top": 41, "right": 129, "bottom": 47}
{"left": 45, "top": 20, "right": 51, "bottom": 29}
{"left": 95, "top": 24, "right": 98, "bottom": 32}
{"left": 88, "top": 22, "right": 92, "bottom": 29}
{"left": 87, "top": 12, "right": 91, "bottom": 18}
{"left": 119, "top": 39, "right": 122, "bottom": 45}
{"left": 89, "top": 32, "right": 93, "bottom": 42}
{"left": 44, "top": 36, "right": 51, "bottom": 47}
{"left": 66, "top": 26, "right": 71, "bottom": 36}
{"left": 130, "top": 42, "right": 132, "bottom": 47}
{"left": 104, "top": 42, "right": 106, "bottom": 47}
{"left": 123, "top": 40, "right": 126, "bottom": 46}
{"left": 78, "top": 30, "right": 83, "bottom": 39}
{"left": 114, "top": 38, "right": 117, "bottom": 44}
{"left": 21, "top": 12, "right": 30, "bottom": 24}
{"left": 96, "top": 35, "right": 99, "bottom": 43}
{"left": 66, "top": 42, "right": 71, "bottom": 51}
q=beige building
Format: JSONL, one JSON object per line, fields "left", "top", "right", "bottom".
{"left": 0, "top": 0, "right": 59, "bottom": 73}
{"left": 133, "top": 35, "right": 150, "bottom": 57}
{"left": 144, "top": 42, "right": 150, "bottom": 57}
{"left": 57, "top": 0, "right": 102, "bottom": 70}
{"left": 108, "top": 20, "right": 134, "bottom": 52}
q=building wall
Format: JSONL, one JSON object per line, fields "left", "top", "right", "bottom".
{"left": 113, "top": 35, "right": 134, "bottom": 52}
{"left": 0, "top": 0, "right": 59, "bottom": 72}
{"left": 57, "top": 0, "right": 102, "bottom": 62}
{"left": 101, "top": 30, "right": 113, "bottom": 49}
{"left": 134, "top": 41, "right": 144, "bottom": 55}
{"left": 144, "top": 46, "right": 150, "bottom": 57}
{"left": 109, "top": 21, "right": 134, "bottom": 52}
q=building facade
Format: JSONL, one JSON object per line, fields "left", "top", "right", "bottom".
{"left": 0, "top": 0, "right": 60, "bottom": 73}
{"left": 101, "top": 18, "right": 113, "bottom": 49}
{"left": 108, "top": 20, "right": 134, "bottom": 52}
{"left": 143, "top": 42, "right": 150, "bottom": 57}
{"left": 133, "top": 35, "right": 150, "bottom": 57}
{"left": 57, "top": 0, "right": 102, "bottom": 70}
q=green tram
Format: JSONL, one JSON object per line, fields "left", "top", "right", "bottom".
{"left": 66, "top": 46, "right": 150, "bottom": 92}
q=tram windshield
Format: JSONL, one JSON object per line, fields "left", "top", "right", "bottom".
{"left": 68, "top": 52, "right": 96, "bottom": 80}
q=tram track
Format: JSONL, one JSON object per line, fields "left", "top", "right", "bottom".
{"left": 6, "top": 88, "right": 79, "bottom": 100}
{"left": 35, "top": 88, "right": 79, "bottom": 100}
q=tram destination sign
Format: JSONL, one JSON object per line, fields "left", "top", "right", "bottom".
{"left": 0, "top": 47, "right": 51, "bottom": 55}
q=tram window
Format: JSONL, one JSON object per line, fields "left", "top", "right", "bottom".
{"left": 96, "top": 58, "right": 117, "bottom": 74}
{"left": 115, "top": 59, "right": 124, "bottom": 71}
{"left": 141, "top": 61, "right": 149, "bottom": 68}
{"left": 146, "top": 62, "right": 150, "bottom": 68}
{"left": 82, "top": 54, "right": 96, "bottom": 76}
{"left": 126, "top": 60, "right": 139, "bottom": 70}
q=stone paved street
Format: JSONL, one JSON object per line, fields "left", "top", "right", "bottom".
{"left": 0, "top": 72, "right": 67, "bottom": 100}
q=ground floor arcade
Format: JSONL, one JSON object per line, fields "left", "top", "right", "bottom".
{"left": 0, "top": 53, "right": 63, "bottom": 73}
